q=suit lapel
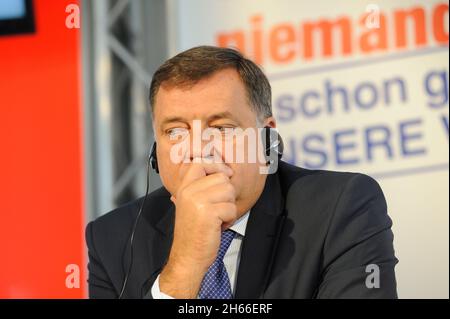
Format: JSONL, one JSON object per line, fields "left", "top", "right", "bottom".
{"left": 234, "top": 172, "right": 286, "bottom": 299}
{"left": 146, "top": 202, "right": 175, "bottom": 273}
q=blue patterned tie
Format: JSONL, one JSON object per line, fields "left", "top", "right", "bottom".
{"left": 198, "top": 230, "right": 236, "bottom": 299}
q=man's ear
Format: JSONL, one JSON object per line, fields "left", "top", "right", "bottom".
{"left": 263, "top": 116, "right": 276, "bottom": 128}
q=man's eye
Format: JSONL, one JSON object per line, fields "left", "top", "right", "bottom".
{"left": 214, "top": 126, "right": 236, "bottom": 133}
{"left": 166, "top": 128, "right": 189, "bottom": 140}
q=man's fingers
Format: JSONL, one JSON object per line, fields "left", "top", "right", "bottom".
{"left": 179, "top": 161, "right": 233, "bottom": 191}
{"left": 212, "top": 202, "right": 238, "bottom": 225}
{"left": 196, "top": 182, "right": 236, "bottom": 203}
{"left": 186, "top": 172, "right": 231, "bottom": 194}
{"left": 199, "top": 161, "right": 233, "bottom": 176}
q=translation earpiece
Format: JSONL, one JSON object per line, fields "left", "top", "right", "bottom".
{"left": 150, "top": 142, "right": 159, "bottom": 174}
{"left": 262, "top": 126, "right": 284, "bottom": 163}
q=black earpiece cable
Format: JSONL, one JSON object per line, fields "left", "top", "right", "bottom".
{"left": 118, "top": 154, "right": 152, "bottom": 299}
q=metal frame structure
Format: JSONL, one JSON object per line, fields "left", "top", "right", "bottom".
{"left": 82, "top": 0, "right": 168, "bottom": 221}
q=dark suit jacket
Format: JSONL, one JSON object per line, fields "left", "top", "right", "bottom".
{"left": 86, "top": 161, "right": 398, "bottom": 299}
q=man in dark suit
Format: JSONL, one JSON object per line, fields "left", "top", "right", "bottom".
{"left": 86, "top": 46, "right": 398, "bottom": 299}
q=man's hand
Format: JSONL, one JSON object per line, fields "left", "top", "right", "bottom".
{"left": 159, "top": 160, "right": 237, "bottom": 298}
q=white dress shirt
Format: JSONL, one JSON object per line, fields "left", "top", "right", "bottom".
{"left": 151, "top": 211, "right": 250, "bottom": 299}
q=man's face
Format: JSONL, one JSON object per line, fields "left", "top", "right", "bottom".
{"left": 153, "top": 68, "right": 275, "bottom": 215}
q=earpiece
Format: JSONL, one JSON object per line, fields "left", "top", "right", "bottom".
{"left": 149, "top": 142, "right": 159, "bottom": 174}
{"left": 262, "top": 126, "right": 284, "bottom": 163}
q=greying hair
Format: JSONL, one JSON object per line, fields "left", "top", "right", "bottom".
{"left": 149, "top": 46, "right": 272, "bottom": 121}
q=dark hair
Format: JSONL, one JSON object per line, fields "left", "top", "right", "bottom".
{"left": 149, "top": 46, "right": 272, "bottom": 121}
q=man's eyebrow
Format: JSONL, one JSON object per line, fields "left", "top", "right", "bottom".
{"left": 160, "top": 116, "right": 188, "bottom": 128}
{"left": 159, "top": 111, "right": 240, "bottom": 128}
{"left": 207, "top": 111, "right": 240, "bottom": 123}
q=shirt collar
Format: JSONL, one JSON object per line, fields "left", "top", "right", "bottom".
{"left": 229, "top": 210, "right": 250, "bottom": 237}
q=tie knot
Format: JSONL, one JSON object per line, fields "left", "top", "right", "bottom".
{"left": 217, "top": 230, "right": 235, "bottom": 260}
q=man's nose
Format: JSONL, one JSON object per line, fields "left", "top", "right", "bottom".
{"left": 189, "top": 133, "right": 216, "bottom": 161}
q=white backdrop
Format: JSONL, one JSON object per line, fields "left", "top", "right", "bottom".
{"left": 166, "top": 0, "right": 449, "bottom": 298}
